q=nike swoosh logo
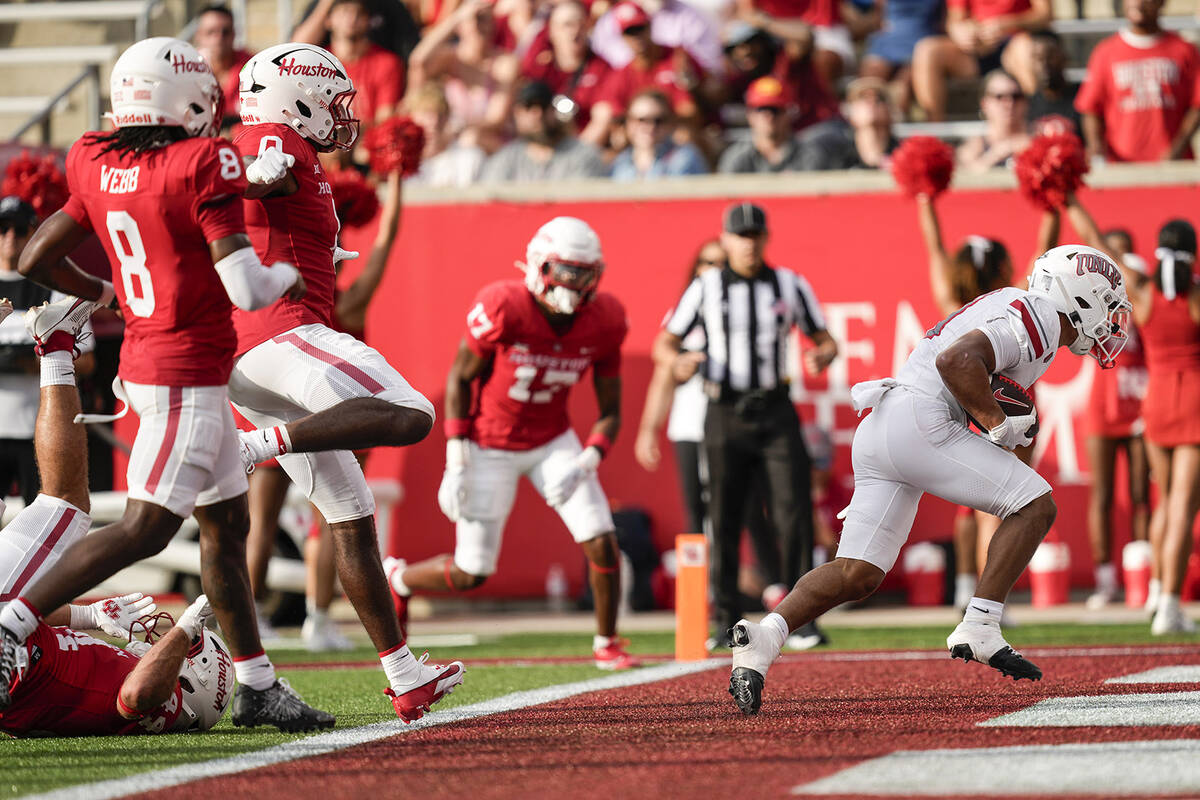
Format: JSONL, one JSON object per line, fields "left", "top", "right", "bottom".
{"left": 970, "top": 606, "right": 990, "bottom": 614}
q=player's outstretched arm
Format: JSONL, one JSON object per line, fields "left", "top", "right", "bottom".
{"left": 18, "top": 211, "right": 114, "bottom": 303}
{"left": 336, "top": 172, "right": 403, "bottom": 332}
{"left": 209, "top": 234, "right": 306, "bottom": 310}
{"left": 915, "top": 195, "right": 959, "bottom": 317}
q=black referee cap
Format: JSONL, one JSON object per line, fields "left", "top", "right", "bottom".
{"left": 0, "top": 196, "right": 35, "bottom": 229}
{"left": 723, "top": 202, "right": 767, "bottom": 235}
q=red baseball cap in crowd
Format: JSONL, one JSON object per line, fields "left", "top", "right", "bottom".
{"left": 614, "top": 2, "right": 651, "bottom": 33}
{"left": 745, "top": 76, "right": 788, "bottom": 109}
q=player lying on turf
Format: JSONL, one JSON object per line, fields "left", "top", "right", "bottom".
{"left": 0, "top": 301, "right": 232, "bottom": 736}
{"left": 728, "top": 245, "right": 1133, "bottom": 714}
{"left": 0, "top": 38, "right": 331, "bottom": 731}
{"left": 383, "top": 217, "right": 639, "bottom": 670}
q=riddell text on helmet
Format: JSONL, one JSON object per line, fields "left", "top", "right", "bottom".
{"left": 274, "top": 57, "right": 342, "bottom": 79}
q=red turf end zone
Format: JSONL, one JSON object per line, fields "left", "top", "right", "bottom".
{"left": 128, "top": 647, "right": 1200, "bottom": 800}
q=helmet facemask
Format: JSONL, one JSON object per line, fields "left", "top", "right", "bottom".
{"left": 538, "top": 258, "right": 602, "bottom": 314}
{"left": 321, "top": 88, "right": 360, "bottom": 150}
{"left": 1053, "top": 273, "right": 1131, "bottom": 368}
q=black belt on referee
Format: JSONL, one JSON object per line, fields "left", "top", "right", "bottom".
{"left": 704, "top": 381, "right": 790, "bottom": 415}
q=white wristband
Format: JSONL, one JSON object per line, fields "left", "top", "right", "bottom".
{"left": 446, "top": 438, "right": 469, "bottom": 470}
{"left": 68, "top": 604, "right": 95, "bottom": 630}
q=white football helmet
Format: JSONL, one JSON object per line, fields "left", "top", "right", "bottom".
{"left": 1027, "top": 244, "right": 1132, "bottom": 369}
{"left": 108, "top": 37, "right": 222, "bottom": 137}
{"left": 239, "top": 43, "right": 359, "bottom": 150}
{"left": 174, "top": 628, "right": 234, "bottom": 732}
{"left": 521, "top": 217, "right": 604, "bottom": 315}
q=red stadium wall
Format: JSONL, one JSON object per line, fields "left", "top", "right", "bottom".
{"left": 113, "top": 179, "right": 1199, "bottom": 599}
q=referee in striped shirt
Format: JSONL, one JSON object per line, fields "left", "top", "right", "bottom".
{"left": 654, "top": 203, "right": 838, "bottom": 647}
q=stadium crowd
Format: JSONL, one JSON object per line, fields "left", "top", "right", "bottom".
{"left": 195, "top": 0, "right": 1200, "bottom": 186}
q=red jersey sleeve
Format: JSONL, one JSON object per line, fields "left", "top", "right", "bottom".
{"left": 464, "top": 283, "right": 512, "bottom": 356}
{"left": 188, "top": 138, "right": 249, "bottom": 243}
{"left": 592, "top": 294, "right": 628, "bottom": 378}
{"left": 1074, "top": 44, "right": 1109, "bottom": 116}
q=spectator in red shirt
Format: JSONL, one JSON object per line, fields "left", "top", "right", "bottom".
{"left": 326, "top": 0, "right": 407, "bottom": 131}
{"left": 520, "top": 0, "right": 614, "bottom": 146}
{"left": 191, "top": 4, "right": 251, "bottom": 130}
{"left": 592, "top": 1, "right": 704, "bottom": 129}
{"left": 911, "top": 0, "right": 1050, "bottom": 121}
{"left": 1076, "top": 0, "right": 1200, "bottom": 163}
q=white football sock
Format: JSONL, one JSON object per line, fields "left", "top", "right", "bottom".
{"left": 380, "top": 642, "right": 422, "bottom": 689}
{"left": 963, "top": 596, "right": 1004, "bottom": 625}
{"left": 243, "top": 426, "right": 292, "bottom": 463}
{"left": 762, "top": 612, "right": 790, "bottom": 644}
{"left": 0, "top": 597, "right": 39, "bottom": 641}
{"left": 39, "top": 351, "right": 74, "bottom": 387}
{"left": 233, "top": 652, "right": 277, "bottom": 691}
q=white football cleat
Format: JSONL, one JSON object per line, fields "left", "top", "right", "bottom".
{"left": 947, "top": 619, "right": 1042, "bottom": 681}
{"left": 1151, "top": 598, "right": 1196, "bottom": 636}
{"left": 728, "top": 619, "right": 784, "bottom": 715}
{"left": 302, "top": 614, "right": 354, "bottom": 652}
{"left": 24, "top": 295, "right": 99, "bottom": 355}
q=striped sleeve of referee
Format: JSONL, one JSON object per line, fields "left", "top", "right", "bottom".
{"left": 665, "top": 277, "right": 704, "bottom": 337}
{"left": 786, "top": 271, "right": 826, "bottom": 335}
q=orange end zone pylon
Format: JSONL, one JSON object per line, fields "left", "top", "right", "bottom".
{"left": 675, "top": 534, "right": 709, "bottom": 661}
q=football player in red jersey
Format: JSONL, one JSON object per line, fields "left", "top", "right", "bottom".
{"left": 383, "top": 217, "right": 639, "bottom": 670}
{"left": 0, "top": 38, "right": 334, "bottom": 732}
{"left": 228, "top": 43, "right": 463, "bottom": 720}
{"left": 0, "top": 295, "right": 233, "bottom": 737}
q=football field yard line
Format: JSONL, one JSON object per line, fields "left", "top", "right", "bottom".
{"left": 1107, "top": 665, "right": 1200, "bottom": 684}
{"left": 791, "top": 739, "right": 1200, "bottom": 796}
{"left": 17, "top": 659, "right": 725, "bottom": 800}
{"left": 978, "top": 690, "right": 1200, "bottom": 727}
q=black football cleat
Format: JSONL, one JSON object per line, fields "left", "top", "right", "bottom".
{"left": 729, "top": 666, "right": 765, "bottom": 715}
{"left": 232, "top": 679, "right": 336, "bottom": 732}
{"left": 0, "top": 627, "right": 17, "bottom": 711}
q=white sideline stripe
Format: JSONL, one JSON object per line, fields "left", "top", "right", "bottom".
{"left": 979, "top": 691, "right": 1200, "bottom": 727}
{"left": 791, "top": 739, "right": 1200, "bottom": 796}
{"left": 1107, "top": 666, "right": 1200, "bottom": 684}
{"left": 18, "top": 659, "right": 724, "bottom": 800}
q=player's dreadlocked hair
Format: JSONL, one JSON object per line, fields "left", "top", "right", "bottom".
{"left": 950, "top": 236, "right": 1012, "bottom": 306}
{"left": 88, "top": 126, "right": 190, "bottom": 156}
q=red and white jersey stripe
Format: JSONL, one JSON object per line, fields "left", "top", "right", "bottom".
{"left": 897, "top": 287, "right": 1063, "bottom": 411}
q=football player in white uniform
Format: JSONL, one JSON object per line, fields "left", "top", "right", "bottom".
{"left": 727, "top": 245, "right": 1132, "bottom": 714}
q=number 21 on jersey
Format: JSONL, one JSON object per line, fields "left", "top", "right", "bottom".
{"left": 105, "top": 210, "right": 154, "bottom": 318}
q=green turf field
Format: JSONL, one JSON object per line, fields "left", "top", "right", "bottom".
{"left": 1, "top": 621, "right": 1194, "bottom": 800}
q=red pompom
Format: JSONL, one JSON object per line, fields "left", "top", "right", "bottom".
{"left": 890, "top": 136, "right": 955, "bottom": 199}
{"left": 1, "top": 150, "right": 68, "bottom": 219}
{"left": 328, "top": 167, "right": 380, "bottom": 228}
{"left": 1015, "top": 132, "right": 1089, "bottom": 211}
{"left": 362, "top": 116, "right": 425, "bottom": 177}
